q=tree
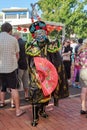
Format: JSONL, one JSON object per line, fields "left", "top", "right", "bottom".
{"left": 37, "top": 0, "right": 87, "bottom": 39}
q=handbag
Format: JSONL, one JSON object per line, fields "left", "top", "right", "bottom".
{"left": 62, "top": 55, "right": 70, "bottom": 61}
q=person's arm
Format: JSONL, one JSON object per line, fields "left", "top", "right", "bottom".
{"left": 16, "top": 52, "right": 19, "bottom": 61}
{"left": 62, "top": 51, "right": 71, "bottom": 56}
{"left": 15, "top": 38, "right": 20, "bottom": 61}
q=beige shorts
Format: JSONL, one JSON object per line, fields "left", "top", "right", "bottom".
{"left": 18, "top": 69, "right": 29, "bottom": 89}
{"left": 80, "top": 68, "right": 87, "bottom": 88}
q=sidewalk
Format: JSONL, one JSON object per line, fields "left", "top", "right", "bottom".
{"left": 0, "top": 93, "right": 87, "bottom": 130}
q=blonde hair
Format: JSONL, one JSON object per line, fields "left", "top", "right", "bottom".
{"left": 78, "top": 39, "right": 87, "bottom": 53}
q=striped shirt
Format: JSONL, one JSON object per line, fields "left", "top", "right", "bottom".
{"left": 0, "top": 32, "right": 19, "bottom": 73}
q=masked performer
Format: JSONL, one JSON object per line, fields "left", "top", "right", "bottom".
{"left": 47, "top": 39, "right": 69, "bottom": 106}
{"left": 25, "top": 21, "right": 58, "bottom": 126}
{"left": 25, "top": 3, "right": 69, "bottom": 126}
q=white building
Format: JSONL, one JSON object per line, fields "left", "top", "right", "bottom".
{"left": 0, "top": 12, "right": 3, "bottom": 25}
{"left": 0, "top": 7, "right": 32, "bottom": 26}
{"left": 0, "top": 7, "right": 32, "bottom": 40}
{"left": 0, "top": 7, "right": 65, "bottom": 41}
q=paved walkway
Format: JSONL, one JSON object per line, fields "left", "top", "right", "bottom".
{"left": 0, "top": 91, "right": 87, "bottom": 130}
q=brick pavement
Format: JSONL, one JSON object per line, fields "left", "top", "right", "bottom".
{"left": 0, "top": 96, "right": 87, "bottom": 130}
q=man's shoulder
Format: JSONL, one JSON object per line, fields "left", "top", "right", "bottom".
{"left": 75, "top": 44, "right": 80, "bottom": 49}
{"left": 75, "top": 45, "right": 80, "bottom": 53}
{"left": 0, "top": 32, "right": 6, "bottom": 37}
{"left": 9, "top": 34, "right": 18, "bottom": 43}
{"left": 0, "top": 32, "right": 16, "bottom": 40}
{"left": 18, "top": 38, "right": 26, "bottom": 44}
{"left": 18, "top": 38, "right": 25, "bottom": 42}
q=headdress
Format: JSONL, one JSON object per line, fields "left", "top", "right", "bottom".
{"left": 29, "top": 3, "right": 48, "bottom": 43}
{"left": 29, "top": 21, "right": 48, "bottom": 43}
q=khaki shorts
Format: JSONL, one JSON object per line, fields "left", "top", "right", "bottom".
{"left": 18, "top": 69, "right": 29, "bottom": 89}
{"left": 80, "top": 68, "right": 87, "bottom": 88}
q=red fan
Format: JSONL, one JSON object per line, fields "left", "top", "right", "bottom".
{"left": 34, "top": 57, "right": 58, "bottom": 96}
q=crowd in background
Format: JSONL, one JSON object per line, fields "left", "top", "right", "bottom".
{"left": 61, "top": 38, "right": 83, "bottom": 88}
{"left": 61, "top": 38, "right": 87, "bottom": 115}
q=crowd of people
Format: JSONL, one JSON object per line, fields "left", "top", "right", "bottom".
{"left": 62, "top": 38, "right": 83, "bottom": 88}
{"left": 0, "top": 22, "right": 87, "bottom": 127}
{"left": 62, "top": 38, "right": 87, "bottom": 116}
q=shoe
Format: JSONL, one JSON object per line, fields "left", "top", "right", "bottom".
{"left": 77, "top": 85, "right": 81, "bottom": 89}
{"left": 72, "top": 84, "right": 81, "bottom": 88}
{"left": 11, "top": 104, "right": 15, "bottom": 108}
{"left": 16, "top": 110, "right": 26, "bottom": 117}
{"left": 39, "top": 111, "right": 48, "bottom": 118}
{"left": 0, "top": 103, "right": 7, "bottom": 108}
{"left": 72, "top": 83, "right": 76, "bottom": 88}
{"left": 31, "top": 120, "right": 38, "bottom": 127}
{"left": 80, "top": 110, "right": 87, "bottom": 114}
{"left": 25, "top": 97, "right": 29, "bottom": 102}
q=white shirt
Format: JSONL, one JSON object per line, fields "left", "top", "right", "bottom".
{"left": 0, "top": 32, "right": 19, "bottom": 73}
{"left": 70, "top": 43, "right": 77, "bottom": 54}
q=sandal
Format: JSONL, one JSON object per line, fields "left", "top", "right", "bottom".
{"left": 16, "top": 110, "right": 26, "bottom": 117}
{"left": 0, "top": 103, "right": 7, "bottom": 108}
{"left": 25, "top": 97, "right": 29, "bottom": 102}
{"left": 11, "top": 104, "right": 15, "bottom": 108}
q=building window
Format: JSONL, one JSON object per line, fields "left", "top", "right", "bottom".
{"left": 5, "top": 14, "right": 17, "bottom": 19}
{"left": 19, "top": 14, "right": 27, "bottom": 19}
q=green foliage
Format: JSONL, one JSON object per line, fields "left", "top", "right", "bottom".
{"left": 48, "top": 29, "right": 62, "bottom": 40}
{"left": 38, "top": 0, "right": 87, "bottom": 39}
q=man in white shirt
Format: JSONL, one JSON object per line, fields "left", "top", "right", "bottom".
{"left": 0, "top": 22, "right": 25, "bottom": 116}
